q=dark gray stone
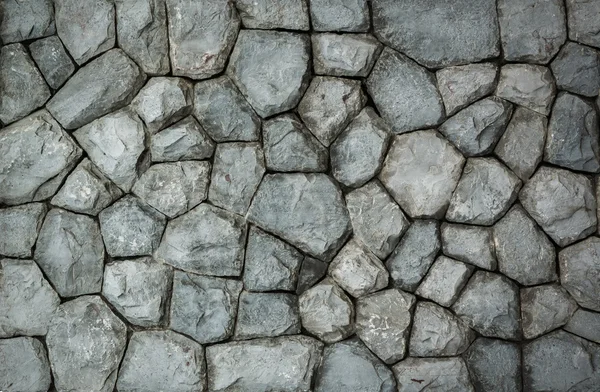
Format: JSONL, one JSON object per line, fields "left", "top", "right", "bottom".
{"left": 296, "top": 257, "right": 328, "bottom": 295}
{"left": 551, "top": 42, "right": 600, "bottom": 97}
{"left": 234, "top": 292, "right": 301, "bottom": 339}
{"left": 567, "top": 0, "right": 600, "bottom": 48}
{"left": 0, "top": 203, "right": 47, "bottom": 258}
{"left": 564, "top": 308, "right": 600, "bottom": 344}
{"left": 415, "top": 256, "right": 474, "bottom": 307}
{"left": 436, "top": 63, "right": 498, "bottom": 116}
{"left": 560, "top": 237, "right": 600, "bottom": 312}
{"left": 495, "top": 64, "right": 556, "bottom": 115}
{"left": 441, "top": 223, "right": 496, "bottom": 270}
{"left": 150, "top": 116, "right": 215, "bottom": 162}
{"left": 236, "top": 0, "right": 309, "bottom": 30}
{"left": 521, "top": 284, "right": 578, "bottom": 340}
{"left": 0, "top": 0, "right": 55, "bottom": 43}
{"left": 29, "top": 35, "right": 75, "bottom": 89}
{"left": 465, "top": 338, "right": 522, "bottom": 392}
{"left": 393, "top": 357, "right": 475, "bottom": 392}
{"left": 309, "top": 0, "right": 369, "bottom": 32}
{"left": 0, "top": 337, "right": 51, "bottom": 392}
{"left": 312, "top": 33, "right": 382, "bottom": 77}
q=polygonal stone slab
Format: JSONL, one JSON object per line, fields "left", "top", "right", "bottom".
{"left": 235, "top": 0, "right": 309, "bottom": 30}
{"left": 29, "top": 35, "right": 75, "bottom": 89}
{"left": 415, "top": 256, "right": 474, "bottom": 307}
{"left": 309, "top": 0, "right": 369, "bottom": 32}
{"left": 465, "top": 338, "right": 522, "bottom": 392}
{"left": 564, "top": 308, "right": 600, "bottom": 344}
{"left": 441, "top": 223, "right": 496, "bottom": 270}
{"left": 521, "top": 284, "right": 578, "bottom": 340}
{"left": 567, "top": 0, "right": 600, "bottom": 48}
{"left": 0, "top": 0, "right": 55, "bottom": 43}
{"left": 560, "top": 237, "right": 600, "bottom": 312}
{"left": 149, "top": 116, "right": 215, "bottom": 163}
{"left": 393, "top": 357, "right": 475, "bottom": 392}
{"left": 0, "top": 337, "right": 51, "bottom": 392}
{"left": 296, "top": 257, "right": 328, "bottom": 295}
{"left": 495, "top": 64, "right": 556, "bottom": 115}
{"left": 234, "top": 292, "right": 301, "bottom": 340}
{"left": 312, "top": 33, "right": 382, "bottom": 77}
{"left": 551, "top": 42, "right": 600, "bottom": 97}
{"left": 0, "top": 203, "right": 47, "bottom": 258}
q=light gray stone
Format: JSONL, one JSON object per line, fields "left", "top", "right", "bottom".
{"left": 0, "top": 0, "right": 55, "bottom": 43}
{"left": 234, "top": 292, "right": 301, "bottom": 339}
{"left": 296, "top": 257, "right": 328, "bottom": 295}
{"left": 0, "top": 337, "right": 51, "bottom": 392}
{"left": 236, "top": 0, "right": 309, "bottom": 30}
{"left": 436, "top": 63, "right": 498, "bottom": 116}
{"left": 366, "top": 47, "right": 445, "bottom": 134}
{"left": 560, "top": 237, "right": 600, "bottom": 312}
{"left": 567, "top": 0, "right": 600, "bottom": 48}
{"left": 312, "top": 33, "right": 382, "bottom": 77}
{"left": 551, "top": 42, "right": 600, "bottom": 97}
{"left": 310, "top": 0, "right": 369, "bottom": 32}
{"left": 521, "top": 284, "right": 578, "bottom": 340}
{"left": 149, "top": 116, "right": 215, "bottom": 162}
{"left": 465, "top": 338, "right": 522, "bottom": 392}
{"left": 393, "top": 357, "right": 475, "bottom": 392}
{"left": 564, "top": 308, "right": 600, "bottom": 344}
{"left": 495, "top": 64, "right": 556, "bottom": 115}
{"left": 415, "top": 256, "right": 474, "bottom": 307}
{"left": 0, "top": 203, "right": 47, "bottom": 258}
{"left": 441, "top": 223, "right": 496, "bottom": 270}
{"left": 29, "top": 35, "right": 75, "bottom": 89}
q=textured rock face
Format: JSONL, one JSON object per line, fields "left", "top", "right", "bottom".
{"left": 310, "top": 0, "right": 369, "bottom": 32}
{"left": 564, "top": 309, "right": 600, "bottom": 344}
{"left": 234, "top": 291, "right": 301, "bottom": 339}
{"left": 465, "top": 338, "right": 522, "bottom": 392}
{"left": 441, "top": 223, "right": 496, "bottom": 270}
{"left": 0, "top": 203, "right": 47, "bottom": 258}
{"left": 393, "top": 357, "right": 475, "bottom": 392}
{"left": 436, "top": 63, "right": 498, "bottom": 116}
{"left": 0, "top": 337, "right": 52, "bottom": 392}
{"left": 521, "top": 284, "right": 577, "bottom": 339}
{"left": 312, "top": 33, "right": 382, "bottom": 77}
{"left": 495, "top": 64, "right": 555, "bottom": 115}
{"left": 559, "top": 237, "right": 600, "bottom": 312}
{"left": 415, "top": 256, "right": 474, "bottom": 307}
{"left": 0, "top": 0, "right": 55, "bottom": 43}
{"left": 567, "top": 0, "right": 600, "bottom": 48}
{"left": 29, "top": 35, "right": 75, "bottom": 89}
{"left": 236, "top": 0, "right": 309, "bottom": 30}
{"left": 150, "top": 116, "right": 215, "bottom": 162}
{"left": 551, "top": 42, "right": 600, "bottom": 97}
{"left": 296, "top": 257, "right": 328, "bottom": 295}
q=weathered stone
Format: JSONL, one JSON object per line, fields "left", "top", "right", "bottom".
{"left": 355, "top": 288, "right": 415, "bottom": 364}
{"left": 166, "top": 0, "right": 239, "bottom": 79}
{"left": 415, "top": 256, "right": 474, "bottom": 307}
{"left": 0, "top": 337, "right": 51, "bottom": 392}
{"left": 99, "top": 196, "right": 166, "bottom": 257}
{"left": 315, "top": 338, "right": 396, "bottom": 392}
{"left": 331, "top": 107, "right": 390, "bottom": 187}
{"left": 498, "top": 0, "right": 567, "bottom": 63}
{"left": 102, "top": 258, "right": 172, "bottom": 327}
{"left": 35, "top": 209, "right": 105, "bottom": 297}
{"left": 386, "top": 220, "right": 441, "bottom": 292}
{"left": 380, "top": 130, "right": 465, "bottom": 219}
{"left": 299, "top": 278, "right": 354, "bottom": 343}
{"left": 149, "top": 116, "right": 215, "bottom": 162}
{"left": 236, "top": 0, "right": 309, "bottom": 30}
{"left": 372, "top": 0, "right": 499, "bottom": 68}
{"left": 521, "top": 284, "right": 578, "bottom": 340}
{"left": 367, "top": 47, "right": 445, "bottom": 134}
{"left": 452, "top": 271, "right": 521, "bottom": 340}
{"left": 393, "top": 357, "right": 475, "bottom": 392}
{"left": 209, "top": 142, "right": 265, "bottom": 215}
{"left": 495, "top": 64, "right": 555, "bottom": 115}
{"left": 494, "top": 205, "right": 557, "bottom": 286}
{"left": 560, "top": 237, "right": 600, "bottom": 312}
{"left": 170, "top": 271, "right": 242, "bottom": 344}
{"left": 309, "top": 0, "right": 369, "bottom": 32}
{"left": 29, "top": 35, "right": 75, "bottom": 89}
{"left": 51, "top": 159, "right": 123, "bottom": 216}
{"left": 519, "top": 166, "right": 597, "bottom": 247}
{"left": 446, "top": 158, "right": 521, "bottom": 225}
{"left": 206, "top": 336, "right": 322, "bottom": 392}
{"left": 296, "top": 257, "right": 328, "bottom": 295}
{"left": 494, "top": 106, "right": 547, "bottom": 180}
{"left": 0, "top": 203, "right": 47, "bottom": 258}
{"left": 551, "top": 42, "right": 600, "bottom": 97}
{"left": 441, "top": 223, "right": 496, "bottom": 270}
{"left": 47, "top": 49, "right": 146, "bottom": 130}
{"left": 439, "top": 97, "right": 513, "bottom": 157}
{"left": 263, "top": 114, "right": 328, "bottom": 172}
{"left": 243, "top": 226, "right": 303, "bottom": 292}
{"left": 227, "top": 30, "right": 310, "bottom": 117}
{"left": 116, "top": 331, "right": 205, "bottom": 392}
{"left": 115, "top": 0, "right": 170, "bottom": 75}
{"left": 312, "top": 33, "right": 382, "bottom": 77}
{"left": 298, "top": 76, "right": 366, "bottom": 147}
{"left": 465, "top": 338, "right": 522, "bottom": 392}
{"left": 564, "top": 309, "right": 600, "bottom": 344}
{"left": 156, "top": 203, "right": 246, "bottom": 276}
{"left": 567, "top": 0, "right": 600, "bottom": 48}
{"left": 0, "top": 259, "right": 60, "bottom": 337}
{"left": 436, "top": 63, "right": 498, "bottom": 116}
{"left": 248, "top": 173, "right": 351, "bottom": 261}
{"left": 0, "top": 44, "right": 51, "bottom": 124}
{"left": 0, "top": 0, "right": 55, "bottom": 43}
{"left": 234, "top": 292, "right": 301, "bottom": 339}
{"left": 133, "top": 161, "right": 210, "bottom": 218}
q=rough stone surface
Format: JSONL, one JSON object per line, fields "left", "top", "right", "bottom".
{"left": 0, "top": 203, "right": 47, "bottom": 258}
{"left": 0, "top": 337, "right": 51, "bottom": 392}
{"left": 465, "top": 338, "right": 522, "bottom": 392}
{"left": 0, "top": 0, "right": 55, "bottom": 43}
{"left": 495, "top": 64, "right": 556, "bottom": 115}
{"left": 309, "top": 0, "right": 369, "bottom": 32}
{"left": 567, "top": 0, "right": 600, "bottom": 49}
{"left": 234, "top": 292, "right": 301, "bottom": 339}
{"left": 441, "top": 223, "right": 496, "bottom": 270}
{"left": 312, "top": 33, "right": 382, "bottom": 77}
{"left": 235, "top": 0, "right": 309, "bottom": 30}
{"left": 29, "top": 35, "right": 75, "bottom": 89}
{"left": 415, "top": 256, "right": 474, "bottom": 307}
{"left": 564, "top": 308, "right": 600, "bottom": 344}
{"left": 150, "top": 116, "right": 215, "bottom": 162}
{"left": 393, "top": 357, "right": 475, "bottom": 392}
{"left": 521, "top": 284, "right": 578, "bottom": 340}
{"left": 551, "top": 42, "right": 600, "bottom": 97}
{"left": 559, "top": 237, "right": 600, "bottom": 312}
{"left": 436, "top": 63, "right": 498, "bottom": 116}
{"left": 296, "top": 257, "right": 328, "bottom": 295}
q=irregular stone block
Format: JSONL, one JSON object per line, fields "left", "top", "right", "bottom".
{"left": 495, "top": 64, "right": 556, "bottom": 115}
{"left": 567, "top": 0, "right": 600, "bottom": 48}
{"left": 551, "top": 42, "right": 600, "bottom": 97}
{"left": 441, "top": 223, "right": 496, "bottom": 270}
{"left": 0, "top": 337, "right": 51, "bottom": 392}
{"left": 560, "top": 237, "right": 600, "bottom": 312}
{"left": 296, "top": 257, "right": 328, "bottom": 295}
{"left": 236, "top": 0, "right": 309, "bottom": 30}
{"left": 415, "top": 256, "right": 474, "bottom": 307}
{"left": 0, "top": 203, "right": 47, "bottom": 258}
{"left": 29, "top": 35, "right": 75, "bottom": 89}
{"left": 312, "top": 33, "right": 382, "bottom": 77}
{"left": 310, "top": 0, "right": 369, "bottom": 32}
{"left": 150, "top": 116, "right": 215, "bottom": 162}
{"left": 564, "top": 308, "right": 600, "bottom": 344}
{"left": 393, "top": 357, "right": 475, "bottom": 392}
{"left": 521, "top": 284, "right": 578, "bottom": 340}
{"left": 465, "top": 338, "right": 522, "bottom": 392}
{"left": 234, "top": 292, "right": 301, "bottom": 339}
{"left": 0, "top": 0, "right": 55, "bottom": 43}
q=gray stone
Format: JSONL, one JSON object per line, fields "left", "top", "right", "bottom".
{"left": 0, "top": 0, "right": 54, "bottom": 43}
{"left": 99, "top": 196, "right": 166, "bottom": 257}
{"left": 521, "top": 284, "right": 578, "bottom": 340}
{"left": 494, "top": 106, "right": 547, "bottom": 180}
{"left": 206, "top": 335, "right": 323, "bottom": 392}
{"left": 493, "top": 205, "right": 557, "bottom": 286}
{"left": 331, "top": 107, "right": 391, "bottom": 187}
{"left": 380, "top": 130, "right": 465, "bottom": 219}
{"left": 166, "top": 0, "right": 239, "bottom": 79}
{"left": 209, "top": 142, "right": 265, "bottom": 215}
{"left": 46, "top": 296, "right": 127, "bottom": 392}
{"left": 298, "top": 76, "right": 366, "bottom": 147}
{"left": 409, "top": 302, "right": 475, "bottom": 357}
{"left": 263, "top": 114, "right": 328, "bottom": 172}
{"left": 312, "top": 33, "right": 382, "bottom": 77}
{"left": 560, "top": 237, "right": 600, "bottom": 312}
{"left": 35, "top": 209, "right": 105, "bottom": 297}
{"left": 0, "top": 44, "right": 51, "bottom": 124}
{"left": 367, "top": 47, "right": 445, "bottom": 134}
{"left": 0, "top": 259, "right": 60, "bottom": 337}
{"left": 564, "top": 309, "right": 600, "bottom": 344}
{"left": 498, "top": 0, "right": 567, "bottom": 63}
{"left": 393, "top": 357, "right": 475, "bottom": 392}
{"left": 74, "top": 108, "right": 147, "bottom": 192}
{"left": 446, "top": 158, "right": 522, "bottom": 225}
{"left": 243, "top": 226, "right": 303, "bottom": 292}
{"left": 545, "top": 92, "right": 600, "bottom": 173}
{"left": 116, "top": 331, "right": 205, "bottom": 392}
{"left": 170, "top": 271, "right": 242, "bottom": 344}
{"left": 452, "top": 271, "right": 521, "bottom": 340}
{"left": 464, "top": 338, "right": 522, "bottom": 392}
{"left": 495, "top": 64, "right": 556, "bottom": 115}
{"left": 51, "top": 159, "right": 123, "bottom": 216}
{"left": 0, "top": 337, "right": 51, "bottom": 392}
{"left": 523, "top": 330, "right": 600, "bottom": 391}
{"left": 441, "top": 223, "right": 496, "bottom": 270}
{"left": 133, "top": 161, "right": 210, "bottom": 218}
{"left": 47, "top": 49, "right": 146, "bottom": 130}
{"left": 132, "top": 77, "right": 193, "bottom": 134}
{"left": 234, "top": 292, "right": 301, "bottom": 339}
{"left": 299, "top": 278, "right": 354, "bottom": 343}
{"left": 309, "top": 0, "right": 369, "bottom": 32}
{"left": 296, "top": 257, "right": 328, "bottom": 295}
{"left": 29, "top": 35, "right": 75, "bottom": 89}
{"left": 315, "top": 338, "right": 396, "bottom": 392}
{"left": 115, "top": 0, "right": 170, "bottom": 75}
{"left": 227, "top": 30, "right": 310, "bottom": 117}
{"left": 102, "top": 258, "right": 172, "bottom": 327}
{"left": 248, "top": 173, "right": 351, "bottom": 261}
{"left": 236, "top": 0, "right": 309, "bottom": 30}
{"left": 436, "top": 63, "right": 498, "bottom": 116}
{"left": 0, "top": 203, "right": 47, "bottom": 258}
{"left": 439, "top": 97, "right": 514, "bottom": 157}
{"left": 150, "top": 116, "right": 216, "bottom": 162}
{"left": 355, "top": 288, "right": 415, "bottom": 364}
{"left": 415, "top": 256, "right": 474, "bottom": 307}
{"left": 372, "top": 0, "right": 499, "bottom": 68}
{"left": 551, "top": 42, "right": 600, "bottom": 97}
{"left": 519, "top": 166, "right": 597, "bottom": 247}
{"left": 155, "top": 203, "right": 246, "bottom": 276}
{"left": 386, "top": 220, "right": 441, "bottom": 292}
{"left": 567, "top": 0, "right": 600, "bottom": 48}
